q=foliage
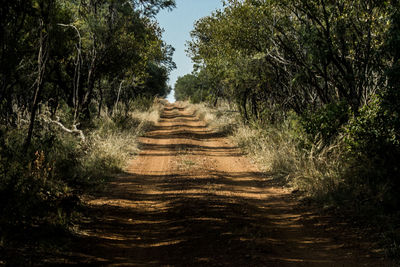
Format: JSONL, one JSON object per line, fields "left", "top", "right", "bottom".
{"left": 301, "top": 101, "right": 350, "bottom": 144}
{"left": 0, "top": 101, "right": 163, "bottom": 264}
{"left": 184, "top": 0, "right": 400, "bottom": 258}
{"left": 174, "top": 73, "right": 212, "bottom": 103}
{"left": 187, "top": 0, "right": 390, "bottom": 122}
{"left": 0, "top": 0, "right": 175, "bottom": 127}
{"left": 344, "top": 93, "right": 400, "bottom": 211}
{"left": 0, "top": 0, "right": 174, "bottom": 263}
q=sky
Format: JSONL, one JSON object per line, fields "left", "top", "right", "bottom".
{"left": 156, "top": 0, "right": 224, "bottom": 102}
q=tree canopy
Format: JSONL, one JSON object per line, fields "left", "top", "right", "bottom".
{"left": 186, "top": 0, "right": 392, "bottom": 118}
{"left": 181, "top": 0, "right": 400, "bottom": 212}
{"left": 0, "top": 0, "right": 176, "bottom": 146}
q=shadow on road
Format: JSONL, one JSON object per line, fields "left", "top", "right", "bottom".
{"left": 54, "top": 104, "right": 386, "bottom": 266}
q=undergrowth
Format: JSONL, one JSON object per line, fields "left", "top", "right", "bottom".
{"left": 189, "top": 101, "right": 400, "bottom": 260}
{"left": 188, "top": 101, "right": 239, "bottom": 135}
{"left": 0, "top": 99, "right": 162, "bottom": 265}
{"left": 189, "top": 102, "right": 345, "bottom": 198}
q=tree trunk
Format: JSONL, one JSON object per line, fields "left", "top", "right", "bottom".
{"left": 251, "top": 93, "right": 258, "bottom": 119}
{"left": 113, "top": 80, "right": 124, "bottom": 116}
{"left": 242, "top": 89, "right": 249, "bottom": 123}
{"left": 24, "top": 19, "right": 48, "bottom": 152}
{"left": 97, "top": 79, "right": 102, "bottom": 118}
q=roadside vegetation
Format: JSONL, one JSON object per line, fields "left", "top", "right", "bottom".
{"left": 177, "top": 0, "right": 400, "bottom": 259}
{"left": 0, "top": 100, "right": 164, "bottom": 265}
{"left": 0, "top": 0, "right": 175, "bottom": 264}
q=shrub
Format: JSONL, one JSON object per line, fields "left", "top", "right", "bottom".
{"left": 0, "top": 99, "right": 163, "bottom": 263}
{"left": 301, "top": 101, "right": 350, "bottom": 145}
{"left": 345, "top": 92, "right": 400, "bottom": 212}
{"left": 0, "top": 128, "right": 73, "bottom": 234}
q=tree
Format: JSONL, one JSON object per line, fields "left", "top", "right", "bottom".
{"left": 0, "top": 0, "right": 176, "bottom": 151}
{"left": 188, "top": 0, "right": 391, "bottom": 126}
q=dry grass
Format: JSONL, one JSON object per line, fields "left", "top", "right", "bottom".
{"left": 232, "top": 123, "right": 346, "bottom": 198}
{"left": 84, "top": 101, "right": 163, "bottom": 175}
{"left": 187, "top": 101, "right": 239, "bottom": 135}
{"left": 189, "top": 102, "right": 346, "bottom": 199}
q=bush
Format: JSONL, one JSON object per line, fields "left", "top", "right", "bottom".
{"left": 0, "top": 100, "right": 163, "bottom": 263}
{"left": 0, "top": 127, "right": 74, "bottom": 236}
{"left": 345, "top": 91, "right": 400, "bottom": 212}
{"left": 301, "top": 101, "right": 350, "bottom": 145}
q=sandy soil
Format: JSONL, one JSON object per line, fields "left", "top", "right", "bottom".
{"left": 60, "top": 103, "right": 392, "bottom": 266}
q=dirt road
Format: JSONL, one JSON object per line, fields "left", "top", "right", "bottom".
{"left": 63, "top": 103, "right": 390, "bottom": 266}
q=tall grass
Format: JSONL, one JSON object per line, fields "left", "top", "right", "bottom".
{"left": 190, "top": 102, "right": 346, "bottom": 200}
{"left": 0, "top": 99, "right": 163, "bottom": 265}
{"left": 85, "top": 101, "right": 161, "bottom": 177}
{"left": 234, "top": 123, "right": 346, "bottom": 198}
{"left": 189, "top": 101, "right": 400, "bottom": 260}
{"left": 188, "top": 101, "right": 239, "bottom": 135}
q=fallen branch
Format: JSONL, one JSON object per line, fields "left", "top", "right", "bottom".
{"left": 42, "top": 116, "right": 86, "bottom": 142}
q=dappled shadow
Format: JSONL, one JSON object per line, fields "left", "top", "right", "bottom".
{"left": 138, "top": 143, "right": 241, "bottom": 157}
{"left": 163, "top": 105, "right": 187, "bottom": 112}
{"left": 59, "top": 169, "right": 377, "bottom": 266}
{"left": 154, "top": 124, "right": 209, "bottom": 129}
{"left": 145, "top": 130, "right": 230, "bottom": 141}
{"left": 53, "top": 104, "right": 387, "bottom": 266}
{"left": 159, "top": 113, "right": 197, "bottom": 120}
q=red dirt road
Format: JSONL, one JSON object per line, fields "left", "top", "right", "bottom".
{"left": 62, "top": 103, "right": 391, "bottom": 266}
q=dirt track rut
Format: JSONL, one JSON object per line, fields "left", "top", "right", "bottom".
{"left": 64, "top": 103, "right": 390, "bottom": 266}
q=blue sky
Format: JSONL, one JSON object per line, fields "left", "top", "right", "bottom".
{"left": 156, "top": 0, "right": 224, "bottom": 102}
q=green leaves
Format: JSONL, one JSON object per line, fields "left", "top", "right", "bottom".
{"left": 0, "top": 0, "right": 176, "bottom": 124}
{"left": 187, "top": 0, "right": 395, "bottom": 123}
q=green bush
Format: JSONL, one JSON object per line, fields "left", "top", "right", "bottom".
{"left": 128, "top": 95, "right": 155, "bottom": 112}
{"left": 1, "top": 101, "right": 162, "bottom": 264}
{"left": 301, "top": 101, "right": 350, "bottom": 144}
{"left": 345, "top": 91, "right": 400, "bottom": 212}
{"left": 0, "top": 129, "right": 73, "bottom": 234}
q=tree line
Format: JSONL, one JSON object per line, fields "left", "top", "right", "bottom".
{"left": 176, "top": 0, "right": 400, "bottom": 218}
{"left": 0, "top": 1, "right": 175, "bottom": 262}
{"left": 1, "top": 0, "right": 175, "bottom": 148}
